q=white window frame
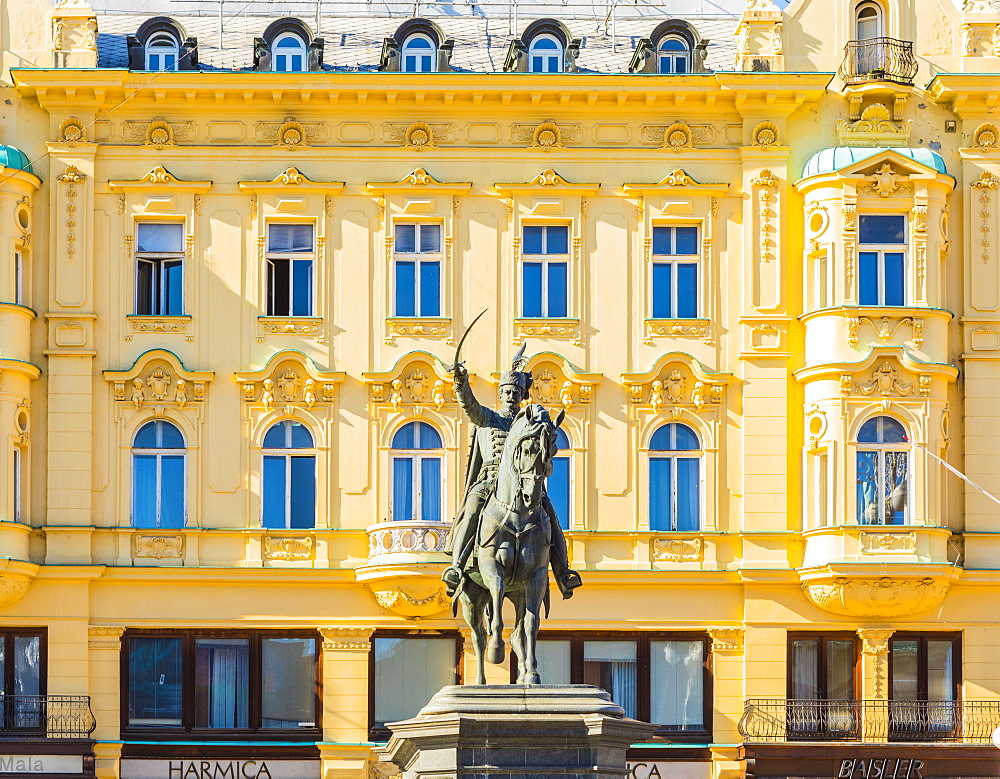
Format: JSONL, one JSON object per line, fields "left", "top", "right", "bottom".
{"left": 648, "top": 424, "right": 704, "bottom": 532}
{"left": 528, "top": 34, "right": 563, "bottom": 73}
{"left": 131, "top": 421, "right": 187, "bottom": 529}
{"left": 390, "top": 423, "right": 445, "bottom": 522}
{"left": 657, "top": 36, "right": 691, "bottom": 74}
{"left": 856, "top": 1, "right": 884, "bottom": 40}
{"left": 261, "top": 420, "right": 316, "bottom": 530}
{"left": 392, "top": 222, "right": 443, "bottom": 318}
{"left": 521, "top": 223, "right": 571, "bottom": 319}
{"left": 856, "top": 416, "right": 910, "bottom": 526}
{"left": 273, "top": 32, "right": 307, "bottom": 73}
{"left": 401, "top": 33, "right": 436, "bottom": 73}
{"left": 650, "top": 224, "right": 700, "bottom": 319}
{"left": 145, "top": 32, "right": 179, "bottom": 71}
{"left": 265, "top": 222, "right": 315, "bottom": 317}
{"left": 134, "top": 221, "right": 185, "bottom": 317}
{"left": 858, "top": 214, "right": 907, "bottom": 307}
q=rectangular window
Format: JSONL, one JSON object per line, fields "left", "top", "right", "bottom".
{"left": 787, "top": 634, "right": 858, "bottom": 739}
{"left": 266, "top": 223, "right": 315, "bottom": 317}
{"left": 520, "top": 633, "right": 711, "bottom": 740}
{"left": 858, "top": 214, "right": 906, "bottom": 306}
{"left": 124, "top": 631, "right": 319, "bottom": 738}
{"left": 889, "top": 634, "right": 960, "bottom": 740}
{"left": 135, "top": 223, "right": 185, "bottom": 316}
{"left": 0, "top": 630, "right": 45, "bottom": 734}
{"left": 12, "top": 449, "right": 20, "bottom": 523}
{"left": 13, "top": 250, "right": 23, "bottom": 306}
{"left": 651, "top": 226, "right": 699, "bottom": 318}
{"left": 371, "top": 633, "right": 459, "bottom": 739}
{"left": 522, "top": 224, "right": 569, "bottom": 318}
{"left": 394, "top": 223, "right": 442, "bottom": 317}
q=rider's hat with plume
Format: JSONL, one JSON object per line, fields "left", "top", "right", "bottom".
{"left": 498, "top": 343, "right": 533, "bottom": 394}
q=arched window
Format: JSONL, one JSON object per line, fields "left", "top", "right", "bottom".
{"left": 649, "top": 423, "right": 701, "bottom": 532}
{"left": 262, "top": 420, "right": 316, "bottom": 529}
{"left": 529, "top": 34, "right": 563, "bottom": 73}
{"left": 856, "top": 2, "right": 884, "bottom": 40}
{"left": 547, "top": 428, "right": 572, "bottom": 531}
{"left": 658, "top": 37, "right": 690, "bottom": 74}
{"left": 391, "top": 422, "right": 443, "bottom": 522}
{"left": 273, "top": 33, "right": 307, "bottom": 72}
{"left": 145, "top": 32, "right": 179, "bottom": 71}
{"left": 856, "top": 416, "right": 909, "bottom": 525}
{"left": 132, "top": 420, "right": 185, "bottom": 528}
{"left": 402, "top": 34, "right": 436, "bottom": 73}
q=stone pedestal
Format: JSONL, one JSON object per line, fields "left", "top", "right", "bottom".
{"left": 378, "top": 685, "right": 657, "bottom": 779}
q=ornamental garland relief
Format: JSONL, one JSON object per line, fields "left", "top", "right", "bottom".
{"left": 802, "top": 576, "right": 951, "bottom": 619}
{"left": 134, "top": 535, "right": 184, "bottom": 559}
{"left": 112, "top": 364, "right": 207, "bottom": 409}
{"left": 528, "top": 365, "right": 594, "bottom": 411}
{"left": 263, "top": 536, "right": 313, "bottom": 561}
{"left": 255, "top": 119, "right": 328, "bottom": 146}
{"left": 625, "top": 364, "right": 724, "bottom": 416}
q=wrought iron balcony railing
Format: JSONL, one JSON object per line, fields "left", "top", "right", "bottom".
{"left": 0, "top": 695, "right": 96, "bottom": 739}
{"left": 839, "top": 37, "right": 918, "bottom": 86}
{"left": 739, "top": 699, "right": 1000, "bottom": 743}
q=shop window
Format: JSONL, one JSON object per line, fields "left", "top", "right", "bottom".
{"left": 651, "top": 226, "right": 699, "bottom": 319}
{"left": 547, "top": 428, "right": 571, "bottom": 530}
{"left": 0, "top": 630, "right": 44, "bottom": 733}
{"left": 135, "top": 223, "right": 184, "bottom": 317}
{"left": 391, "top": 422, "right": 443, "bottom": 522}
{"left": 856, "top": 416, "right": 908, "bottom": 525}
{"left": 787, "top": 634, "right": 858, "bottom": 739}
{"left": 528, "top": 34, "right": 563, "bottom": 72}
{"left": 402, "top": 34, "right": 436, "bottom": 72}
{"left": 145, "top": 31, "right": 179, "bottom": 71}
{"left": 272, "top": 33, "right": 307, "bottom": 72}
{"left": 371, "top": 633, "right": 459, "bottom": 738}
{"left": 649, "top": 423, "right": 701, "bottom": 532}
{"left": 858, "top": 214, "right": 906, "bottom": 306}
{"left": 266, "top": 223, "right": 314, "bottom": 317}
{"left": 658, "top": 37, "right": 690, "bottom": 73}
{"left": 394, "top": 223, "right": 442, "bottom": 317}
{"left": 132, "top": 420, "right": 185, "bottom": 529}
{"left": 519, "top": 633, "right": 711, "bottom": 739}
{"left": 522, "top": 224, "right": 569, "bottom": 318}
{"left": 262, "top": 420, "right": 316, "bottom": 530}
{"left": 889, "top": 634, "right": 960, "bottom": 739}
{"left": 124, "top": 630, "right": 319, "bottom": 737}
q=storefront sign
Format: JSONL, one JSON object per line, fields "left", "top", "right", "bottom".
{"left": 837, "top": 759, "right": 924, "bottom": 779}
{"left": 627, "top": 761, "right": 711, "bottom": 779}
{"left": 119, "top": 760, "right": 320, "bottom": 779}
{"left": 0, "top": 755, "right": 84, "bottom": 774}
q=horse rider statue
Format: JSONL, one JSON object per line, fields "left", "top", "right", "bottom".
{"left": 442, "top": 344, "right": 582, "bottom": 601}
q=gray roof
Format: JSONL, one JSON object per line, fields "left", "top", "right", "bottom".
{"left": 94, "top": 1, "right": 744, "bottom": 72}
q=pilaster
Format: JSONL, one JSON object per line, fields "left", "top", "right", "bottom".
{"left": 87, "top": 626, "right": 126, "bottom": 758}
{"left": 709, "top": 627, "right": 745, "bottom": 744}
{"left": 857, "top": 628, "right": 893, "bottom": 702}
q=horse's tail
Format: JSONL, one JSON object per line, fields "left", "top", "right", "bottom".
{"left": 543, "top": 582, "right": 550, "bottom": 619}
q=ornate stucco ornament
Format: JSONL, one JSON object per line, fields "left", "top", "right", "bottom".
{"left": 800, "top": 568, "right": 955, "bottom": 619}
{"left": 662, "top": 122, "right": 693, "bottom": 152}
{"left": 870, "top": 163, "right": 902, "bottom": 197}
{"left": 531, "top": 121, "right": 563, "bottom": 150}
{"left": 973, "top": 122, "right": 999, "bottom": 151}
{"left": 750, "top": 121, "right": 780, "bottom": 149}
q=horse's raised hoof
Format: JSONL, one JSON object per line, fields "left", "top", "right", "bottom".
{"left": 524, "top": 672, "right": 541, "bottom": 685}
{"left": 487, "top": 638, "right": 505, "bottom": 665}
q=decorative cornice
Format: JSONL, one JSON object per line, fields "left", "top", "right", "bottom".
{"left": 319, "top": 627, "right": 376, "bottom": 651}
{"left": 89, "top": 626, "right": 126, "bottom": 650}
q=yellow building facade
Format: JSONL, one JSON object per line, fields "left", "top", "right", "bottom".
{"left": 1, "top": 0, "right": 1000, "bottom": 776}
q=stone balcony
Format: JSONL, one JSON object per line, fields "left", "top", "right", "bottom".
{"left": 354, "top": 520, "right": 452, "bottom": 617}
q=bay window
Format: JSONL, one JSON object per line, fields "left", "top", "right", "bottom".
{"left": 858, "top": 214, "right": 906, "bottom": 306}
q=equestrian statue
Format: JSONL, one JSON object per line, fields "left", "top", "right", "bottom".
{"left": 442, "top": 314, "right": 582, "bottom": 685}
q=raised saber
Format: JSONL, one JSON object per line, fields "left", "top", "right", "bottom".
{"left": 451, "top": 308, "right": 488, "bottom": 372}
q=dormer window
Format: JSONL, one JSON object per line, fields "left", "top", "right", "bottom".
{"left": 529, "top": 34, "right": 563, "bottom": 73}
{"left": 658, "top": 37, "right": 690, "bottom": 73}
{"left": 145, "top": 32, "right": 179, "bottom": 71}
{"left": 402, "top": 34, "right": 436, "bottom": 73}
{"left": 273, "top": 33, "right": 307, "bottom": 72}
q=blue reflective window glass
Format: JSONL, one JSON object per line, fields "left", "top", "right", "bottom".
{"left": 546, "top": 226, "right": 569, "bottom": 255}
{"left": 164, "top": 260, "right": 183, "bottom": 316}
{"left": 137, "top": 223, "right": 184, "bottom": 253}
{"left": 649, "top": 458, "right": 673, "bottom": 531}
{"left": 291, "top": 260, "right": 313, "bottom": 316}
{"left": 858, "top": 416, "right": 907, "bottom": 444}
{"left": 859, "top": 251, "right": 879, "bottom": 305}
{"left": 523, "top": 262, "right": 543, "bottom": 318}
{"left": 420, "top": 457, "right": 442, "bottom": 522}
{"left": 268, "top": 224, "right": 314, "bottom": 253}
{"left": 289, "top": 456, "right": 316, "bottom": 529}
{"left": 548, "top": 456, "right": 570, "bottom": 530}
{"left": 392, "top": 423, "right": 416, "bottom": 450}
{"left": 859, "top": 214, "right": 906, "bottom": 245}
{"left": 289, "top": 421, "right": 313, "bottom": 449}
{"left": 129, "top": 637, "right": 183, "bottom": 728}
{"left": 675, "top": 227, "right": 698, "bottom": 254}
{"left": 392, "top": 457, "right": 413, "bottom": 521}
{"left": 418, "top": 225, "right": 441, "bottom": 253}
{"left": 676, "top": 264, "right": 698, "bottom": 318}
{"left": 395, "top": 261, "right": 416, "bottom": 317}
{"left": 554, "top": 428, "right": 570, "bottom": 450}
{"left": 650, "top": 423, "right": 699, "bottom": 451}
{"left": 523, "top": 226, "right": 544, "bottom": 255}
{"left": 159, "top": 455, "right": 184, "bottom": 528}
{"left": 262, "top": 455, "right": 286, "bottom": 529}
{"left": 419, "top": 261, "right": 440, "bottom": 316}
{"left": 414, "top": 422, "right": 442, "bottom": 449}
{"left": 132, "top": 455, "right": 157, "bottom": 529}
{"left": 884, "top": 252, "right": 905, "bottom": 306}
{"left": 134, "top": 422, "right": 158, "bottom": 449}
{"left": 652, "top": 263, "right": 673, "bottom": 318}
{"left": 675, "top": 458, "right": 700, "bottom": 531}
{"left": 263, "top": 424, "right": 284, "bottom": 449}
{"left": 395, "top": 225, "right": 417, "bottom": 253}
{"left": 547, "top": 262, "right": 568, "bottom": 318}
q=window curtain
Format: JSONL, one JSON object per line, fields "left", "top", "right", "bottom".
{"left": 289, "top": 455, "right": 316, "bottom": 529}
{"left": 195, "top": 639, "right": 249, "bottom": 729}
{"left": 676, "top": 457, "right": 700, "bottom": 531}
{"left": 420, "top": 457, "right": 441, "bottom": 521}
{"left": 548, "top": 457, "right": 570, "bottom": 530}
{"left": 393, "top": 458, "right": 413, "bottom": 521}
{"left": 649, "top": 458, "right": 672, "bottom": 531}
{"left": 159, "top": 455, "right": 184, "bottom": 529}
{"left": 374, "top": 637, "right": 455, "bottom": 726}
{"left": 650, "top": 640, "right": 703, "bottom": 730}
{"left": 133, "top": 454, "right": 157, "bottom": 528}
{"left": 584, "top": 641, "right": 637, "bottom": 720}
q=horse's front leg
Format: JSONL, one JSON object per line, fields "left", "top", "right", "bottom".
{"left": 520, "top": 567, "right": 549, "bottom": 685}
{"left": 477, "top": 549, "right": 506, "bottom": 665}
{"left": 510, "top": 591, "right": 528, "bottom": 684}
{"left": 459, "top": 588, "right": 489, "bottom": 685}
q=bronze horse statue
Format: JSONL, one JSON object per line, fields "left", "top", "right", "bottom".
{"left": 457, "top": 403, "right": 565, "bottom": 685}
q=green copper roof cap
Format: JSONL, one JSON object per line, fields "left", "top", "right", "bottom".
{"left": 802, "top": 146, "right": 949, "bottom": 179}
{"left": 0, "top": 145, "right": 34, "bottom": 175}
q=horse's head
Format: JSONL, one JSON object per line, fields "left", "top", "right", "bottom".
{"left": 504, "top": 404, "right": 565, "bottom": 510}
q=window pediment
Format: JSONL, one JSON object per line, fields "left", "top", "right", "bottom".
{"left": 110, "top": 166, "right": 211, "bottom": 195}
{"left": 362, "top": 352, "right": 456, "bottom": 412}
{"left": 104, "top": 349, "right": 213, "bottom": 408}
{"left": 623, "top": 354, "right": 734, "bottom": 416}
{"left": 236, "top": 351, "right": 344, "bottom": 411}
